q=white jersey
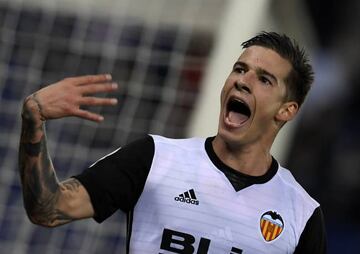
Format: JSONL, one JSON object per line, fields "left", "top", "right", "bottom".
{"left": 128, "top": 135, "right": 319, "bottom": 254}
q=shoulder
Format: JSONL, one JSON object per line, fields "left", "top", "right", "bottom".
{"left": 275, "top": 165, "right": 326, "bottom": 252}
{"left": 150, "top": 135, "right": 205, "bottom": 151}
{"left": 276, "top": 165, "right": 320, "bottom": 209}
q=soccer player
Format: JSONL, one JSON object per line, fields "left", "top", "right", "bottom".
{"left": 19, "top": 32, "right": 326, "bottom": 253}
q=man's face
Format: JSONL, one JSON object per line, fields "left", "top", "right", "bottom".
{"left": 218, "top": 45, "right": 293, "bottom": 148}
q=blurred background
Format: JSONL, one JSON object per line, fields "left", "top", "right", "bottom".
{"left": 0, "top": 0, "right": 359, "bottom": 253}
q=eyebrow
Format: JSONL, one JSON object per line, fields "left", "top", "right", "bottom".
{"left": 234, "top": 61, "right": 278, "bottom": 84}
{"left": 233, "top": 61, "right": 246, "bottom": 69}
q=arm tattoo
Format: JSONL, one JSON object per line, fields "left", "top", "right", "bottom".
{"left": 19, "top": 96, "right": 75, "bottom": 226}
{"left": 62, "top": 178, "right": 81, "bottom": 192}
{"left": 22, "top": 93, "right": 46, "bottom": 122}
{"left": 23, "top": 142, "right": 41, "bottom": 157}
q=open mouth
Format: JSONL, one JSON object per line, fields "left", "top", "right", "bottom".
{"left": 226, "top": 98, "right": 251, "bottom": 126}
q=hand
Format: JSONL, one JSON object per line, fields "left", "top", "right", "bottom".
{"left": 23, "top": 74, "right": 118, "bottom": 122}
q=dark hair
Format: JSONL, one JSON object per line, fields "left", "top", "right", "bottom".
{"left": 241, "top": 31, "right": 314, "bottom": 107}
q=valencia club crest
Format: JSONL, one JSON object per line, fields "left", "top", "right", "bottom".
{"left": 260, "top": 211, "right": 284, "bottom": 242}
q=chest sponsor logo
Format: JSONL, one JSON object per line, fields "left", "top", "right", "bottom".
{"left": 174, "top": 189, "right": 199, "bottom": 205}
{"left": 160, "top": 228, "right": 243, "bottom": 254}
{"left": 260, "top": 211, "right": 284, "bottom": 242}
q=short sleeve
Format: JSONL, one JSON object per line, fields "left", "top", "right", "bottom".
{"left": 73, "top": 135, "right": 154, "bottom": 223}
{"left": 294, "top": 206, "right": 327, "bottom": 253}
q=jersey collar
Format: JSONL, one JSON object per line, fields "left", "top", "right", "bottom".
{"left": 205, "top": 137, "right": 278, "bottom": 191}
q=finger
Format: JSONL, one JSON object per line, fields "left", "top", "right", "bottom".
{"left": 67, "top": 74, "right": 112, "bottom": 86}
{"left": 73, "top": 109, "right": 104, "bottom": 122}
{"left": 78, "top": 82, "right": 118, "bottom": 95}
{"left": 79, "top": 97, "right": 118, "bottom": 106}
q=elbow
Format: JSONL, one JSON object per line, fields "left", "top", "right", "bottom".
{"left": 22, "top": 194, "right": 65, "bottom": 228}
{"left": 25, "top": 210, "right": 61, "bottom": 228}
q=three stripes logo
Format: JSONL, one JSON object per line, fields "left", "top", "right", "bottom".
{"left": 174, "top": 189, "right": 199, "bottom": 205}
{"left": 260, "top": 211, "right": 284, "bottom": 242}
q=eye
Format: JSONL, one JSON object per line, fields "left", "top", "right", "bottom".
{"left": 233, "top": 65, "right": 246, "bottom": 74}
{"left": 259, "top": 76, "right": 272, "bottom": 86}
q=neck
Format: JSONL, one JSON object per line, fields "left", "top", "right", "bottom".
{"left": 212, "top": 135, "right": 273, "bottom": 176}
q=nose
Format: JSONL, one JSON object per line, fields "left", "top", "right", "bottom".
{"left": 234, "top": 81, "right": 251, "bottom": 94}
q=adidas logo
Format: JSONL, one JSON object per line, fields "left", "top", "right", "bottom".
{"left": 174, "top": 189, "right": 199, "bottom": 205}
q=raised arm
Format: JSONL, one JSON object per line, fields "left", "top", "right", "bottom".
{"left": 18, "top": 74, "right": 118, "bottom": 227}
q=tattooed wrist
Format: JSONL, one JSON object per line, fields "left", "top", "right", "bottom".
{"left": 22, "top": 93, "right": 46, "bottom": 122}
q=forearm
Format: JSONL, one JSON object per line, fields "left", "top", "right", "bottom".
{"left": 18, "top": 75, "right": 115, "bottom": 226}
{"left": 18, "top": 94, "right": 71, "bottom": 227}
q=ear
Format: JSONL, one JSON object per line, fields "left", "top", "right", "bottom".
{"left": 275, "top": 101, "right": 299, "bottom": 122}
